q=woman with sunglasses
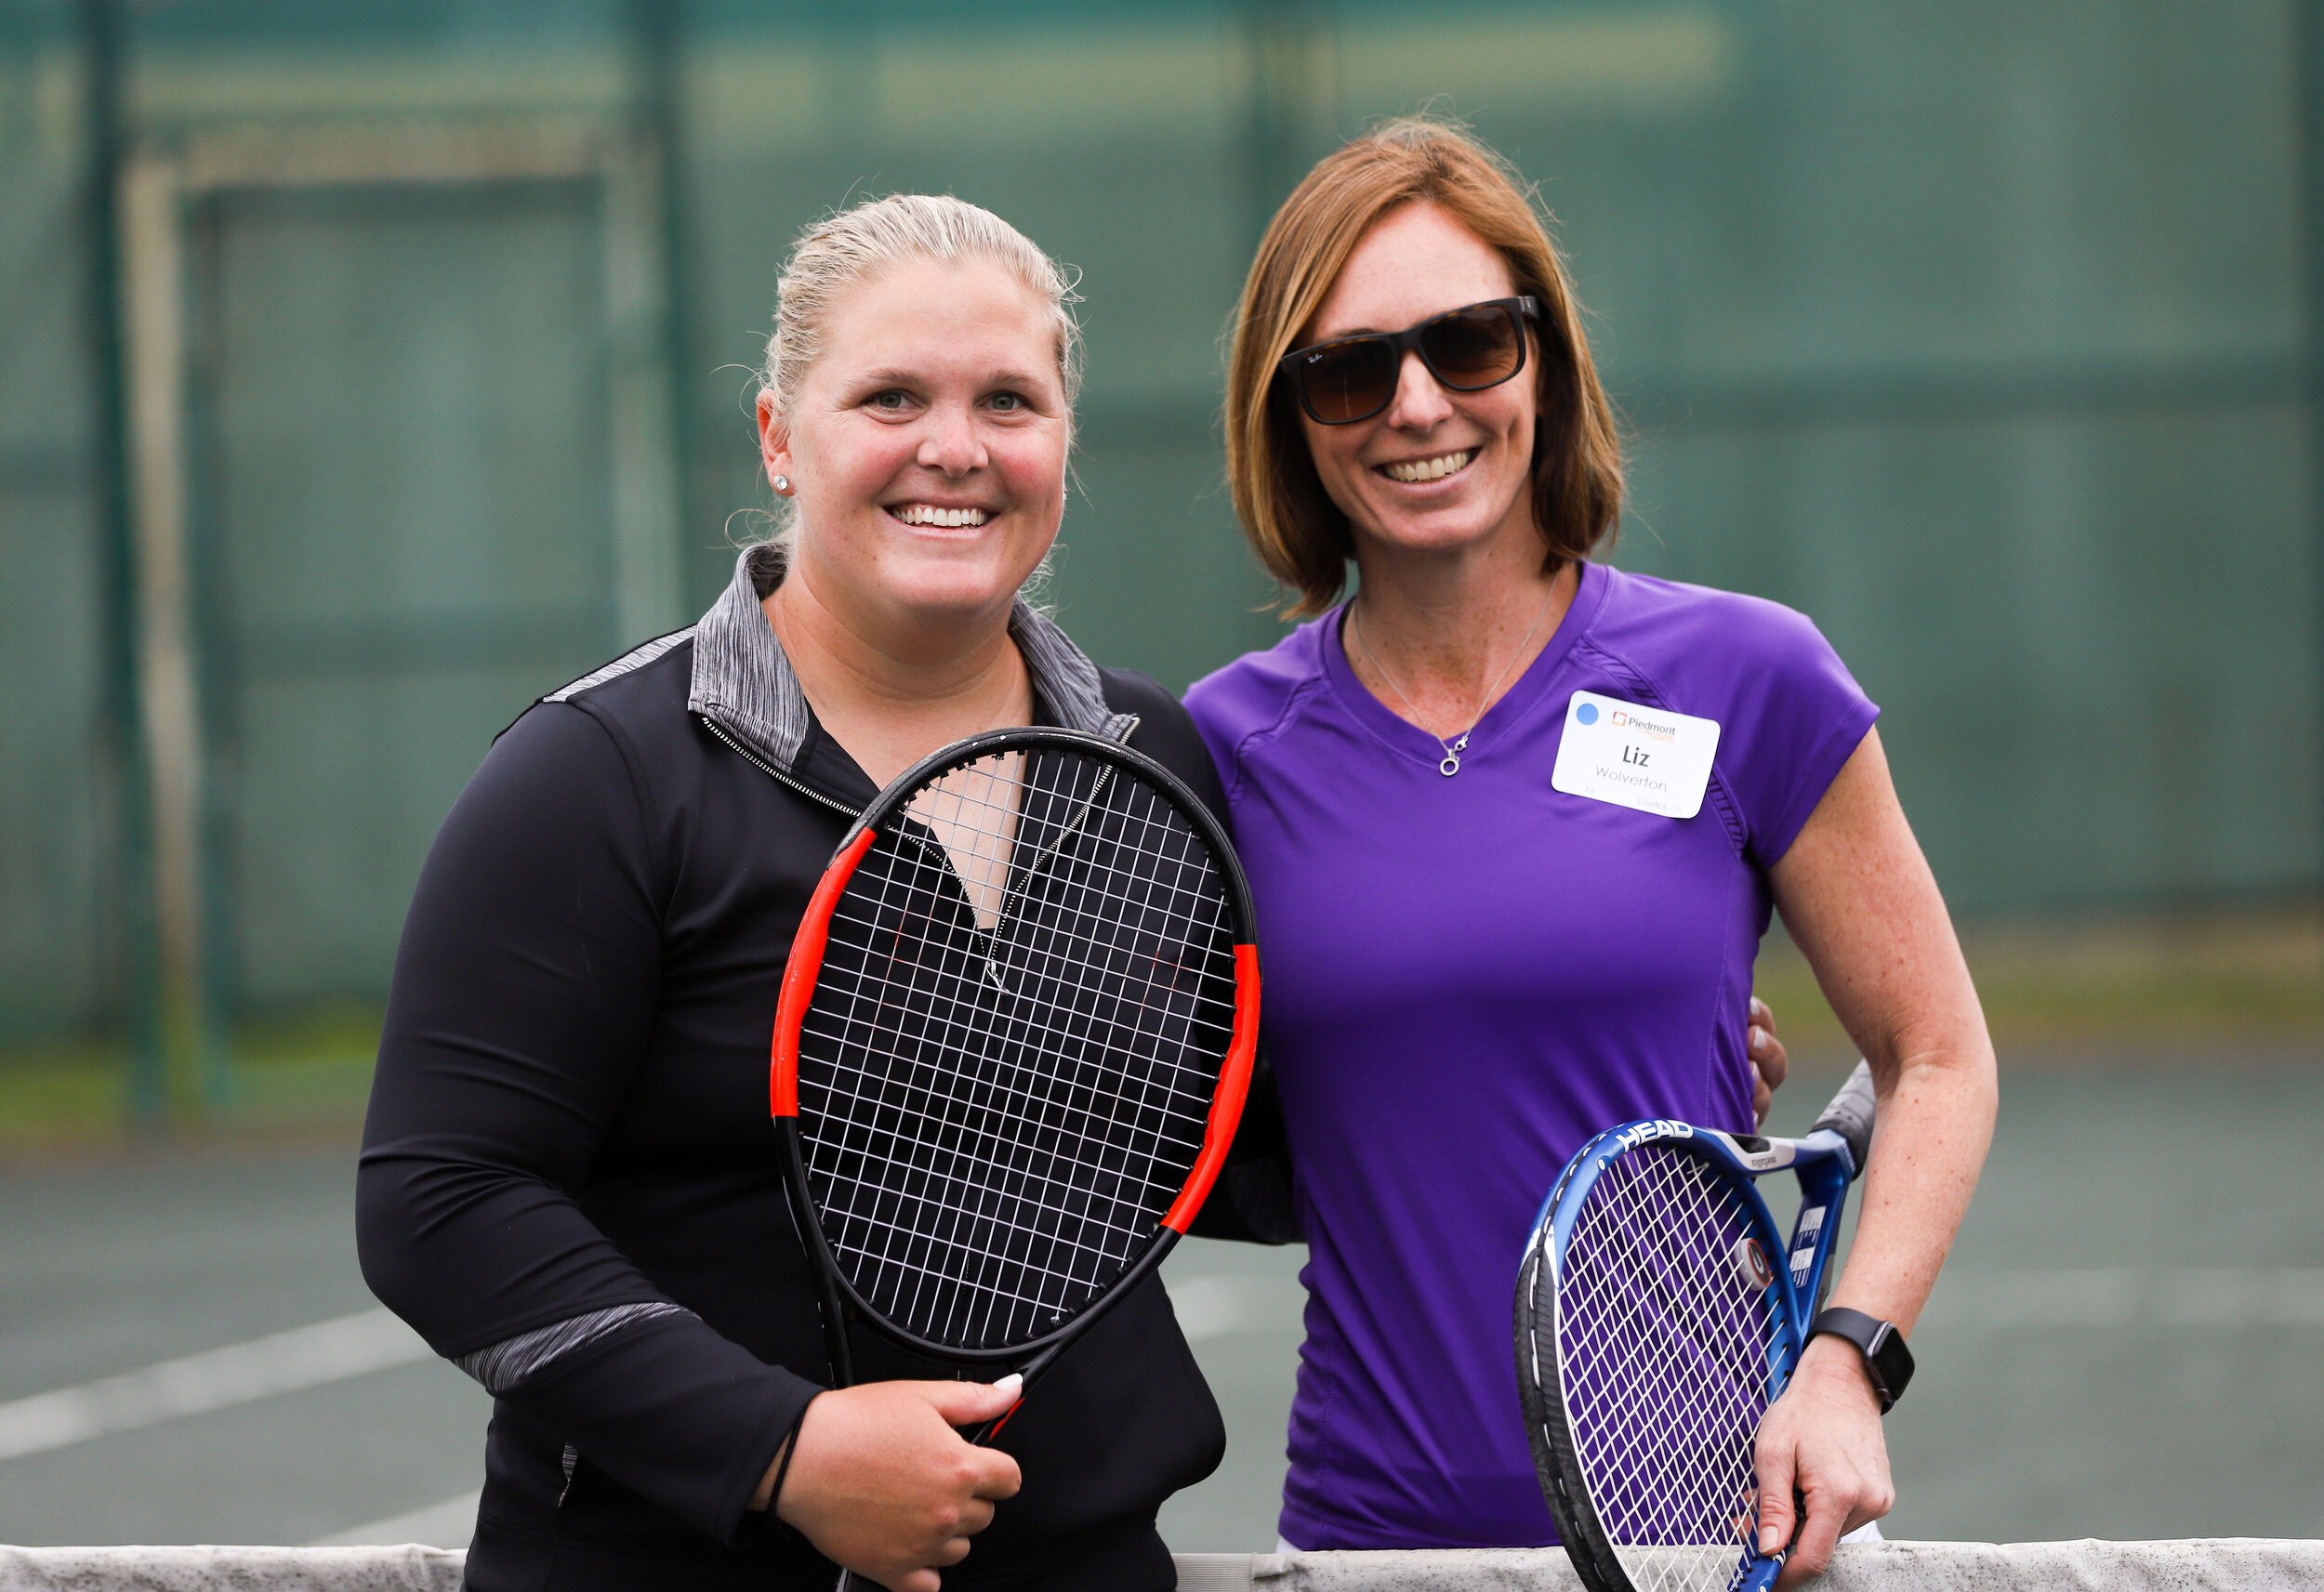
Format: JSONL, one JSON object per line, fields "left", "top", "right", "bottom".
{"left": 1184, "top": 121, "right": 1996, "bottom": 1585}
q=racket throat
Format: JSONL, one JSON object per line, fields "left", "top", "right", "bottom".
{"left": 965, "top": 1337, "right": 1065, "bottom": 1445}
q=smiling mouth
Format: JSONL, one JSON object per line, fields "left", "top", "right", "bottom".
{"left": 1380, "top": 450, "right": 1475, "bottom": 484}
{"left": 888, "top": 503, "right": 994, "bottom": 528}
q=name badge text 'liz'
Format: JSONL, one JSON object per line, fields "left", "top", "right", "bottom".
{"left": 1551, "top": 691, "right": 1721, "bottom": 819}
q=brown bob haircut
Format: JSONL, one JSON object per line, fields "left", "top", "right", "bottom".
{"left": 1224, "top": 118, "right": 1624, "bottom": 617}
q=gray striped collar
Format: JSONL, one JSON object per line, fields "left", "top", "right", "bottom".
{"left": 687, "top": 543, "right": 1133, "bottom": 777}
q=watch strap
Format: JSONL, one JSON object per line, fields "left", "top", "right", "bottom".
{"left": 1807, "top": 1306, "right": 1915, "bottom": 1413}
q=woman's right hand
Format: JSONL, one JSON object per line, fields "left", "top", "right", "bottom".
{"left": 772, "top": 1378, "right": 1025, "bottom": 1592}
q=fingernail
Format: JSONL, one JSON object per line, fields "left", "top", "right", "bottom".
{"left": 992, "top": 1374, "right": 1023, "bottom": 1395}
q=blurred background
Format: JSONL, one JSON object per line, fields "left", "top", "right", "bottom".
{"left": 0, "top": 0, "right": 2317, "bottom": 1557}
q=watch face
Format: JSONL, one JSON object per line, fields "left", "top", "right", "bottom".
{"left": 1869, "top": 1323, "right": 1916, "bottom": 1403}
{"left": 1813, "top": 1307, "right": 1912, "bottom": 1410}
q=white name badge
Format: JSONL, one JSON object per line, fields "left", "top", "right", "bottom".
{"left": 1551, "top": 691, "right": 1722, "bottom": 819}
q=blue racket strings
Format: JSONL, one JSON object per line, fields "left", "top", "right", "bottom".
{"left": 1554, "top": 1142, "right": 1785, "bottom": 1592}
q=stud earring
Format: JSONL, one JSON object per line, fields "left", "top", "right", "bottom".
{"left": 772, "top": 474, "right": 790, "bottom": 493}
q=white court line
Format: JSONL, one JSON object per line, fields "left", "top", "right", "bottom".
{"left": 3, "top": 1265, "right": 2309, "bottom": 1475}
{"left": 306, "top": 1284, "right": 1307, "bottom": 1550}
{"left": 293, "top": 1268, "right": 2324, "bottom": 1550}
{"left": 0, "top": 1308, "right": 432, "bottom": 1462}
{"left": 313, "top": 1489, "right": 479, "bottom": 1548}
{"left": 1160, "top": 1268, "right": 2324, "bottom": 1341}
{"left": 312, "top": 1284, "right": 1303, "bottom": 1552}
{"left": 1924, "top": 1268, "right": 2324, "bottom": 1329}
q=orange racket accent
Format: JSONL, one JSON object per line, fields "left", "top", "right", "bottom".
{"left": 1161, "top": 942, "right": 1262, "bottom": 1233}
{"left": 769, "top": 826, "right": 877, "bottom": 1118}
{"left": 984, "top": 1394, "right": 1029, "bottom": 1439}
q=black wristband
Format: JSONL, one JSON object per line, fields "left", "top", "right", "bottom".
{"left": 1807, "top": 1307, "right": 1915, "bottom": 1413}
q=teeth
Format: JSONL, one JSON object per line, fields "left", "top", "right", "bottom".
{"left": 1383, "top": 451, "right": 1474, "bottom": 483}
{"left": 893, "top": 504, "right": 992, "bottom": 528}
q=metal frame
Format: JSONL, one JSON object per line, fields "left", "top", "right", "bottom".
{"left": 115, "top": 117, "right": 685, "bottom": 1106}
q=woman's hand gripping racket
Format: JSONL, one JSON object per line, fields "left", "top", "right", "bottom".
{"left": 771, "top": 728, "right": 1261, "bottom": 1486}
{"left": 1515, "top": 1062, "right": 1879, "bottom": 1592}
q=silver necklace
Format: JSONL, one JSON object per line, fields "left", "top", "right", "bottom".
{"left": 1349, "top": 588, "right": 1555, "bottom": 776}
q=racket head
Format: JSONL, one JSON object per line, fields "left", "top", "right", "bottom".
{"left": 1516, "top": 1122, "right": 1803, "bottom": 1592}
{"left": 771, "top": 727, "right": 1260, "bottom": 1365}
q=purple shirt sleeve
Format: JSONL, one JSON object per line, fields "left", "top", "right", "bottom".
{"left": 1590, "top": 574, "right": 1880, "bottom": 871}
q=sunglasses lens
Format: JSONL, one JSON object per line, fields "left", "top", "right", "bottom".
{"left": 1295, "top": 339, "right": 1398, "bottom": 424}
{"left": 1421, "top": 305, "right": 1525, "bottom": 389}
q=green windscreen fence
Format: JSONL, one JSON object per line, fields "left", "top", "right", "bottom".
{"left": 194, "top": 179, "right": 618, "bottom": 1013}
{"left": 0, "top": 0, "right": 2317, "bottom": 1048}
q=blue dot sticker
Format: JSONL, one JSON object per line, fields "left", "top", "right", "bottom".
{"left": 1576, "top": 702, "right": 1599, "bottom": 726}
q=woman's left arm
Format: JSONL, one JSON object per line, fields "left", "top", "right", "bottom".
{"left": 1752, "top": 726, "right": 1999, "bottom": 1588}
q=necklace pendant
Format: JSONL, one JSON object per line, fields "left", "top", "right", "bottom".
{"left": 1439, "top": 753, "right": 1460, "bottom": 776}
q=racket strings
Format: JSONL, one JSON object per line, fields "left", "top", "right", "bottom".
{"left": 798, "top": 746, "right": 1238, "bottom": 1351}
{"left": 832, "top": 758, "right": 1231, "bottom": 1007}
{"left": 905, "top": 750, "right": 1029, "bottom": 932}
{"left": 815, "top": 813, "right": 1223, "bottom": 1340}
{"left": 816, "top": 825, "right": 1220, "bottom": 1294}
{"left": 1552, "top": 1144, "right": 1787, "bottom": 1592}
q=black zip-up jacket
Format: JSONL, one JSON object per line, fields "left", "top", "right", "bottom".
{"left": 357, "top": 546, "right": 1287, "bottom": 1591}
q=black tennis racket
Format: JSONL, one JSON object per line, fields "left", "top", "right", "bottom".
{"left": 770, "top": 726, "right": 1261, "bottom": 1467}
{"left": 1515, "top": 1062, "right": 1878, "bottom": 1592}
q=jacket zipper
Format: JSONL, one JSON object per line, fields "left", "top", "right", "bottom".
{"left": 694, "top": 713, "right": 864, "bottom": 820}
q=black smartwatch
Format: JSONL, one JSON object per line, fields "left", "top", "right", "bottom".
{"left": 1807, "top": 1307, "right": 1915, "bottom": 1413}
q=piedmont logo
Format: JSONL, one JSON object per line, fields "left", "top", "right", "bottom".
{"left": 1608, "top": 707, "right": 1678, "bottom": 743}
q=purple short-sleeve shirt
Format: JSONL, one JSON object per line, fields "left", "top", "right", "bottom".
{"left": 1183, "top": 560, "right": 1879, "bottom": 1551}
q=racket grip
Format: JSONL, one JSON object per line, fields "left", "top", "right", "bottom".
{"left": 1809, "top": 1059, "right": 1877, "bottom": 1176}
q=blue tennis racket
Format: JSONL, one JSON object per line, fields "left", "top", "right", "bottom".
{"left": 1515, "top": 1062, "right": 1878, "bottom": 1592}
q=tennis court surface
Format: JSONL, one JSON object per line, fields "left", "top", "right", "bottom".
{"left": 0, "top": 1053, "right": 2317, "bottom": 1552}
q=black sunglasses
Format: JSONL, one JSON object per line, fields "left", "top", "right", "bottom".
{"left": 1276, "top": 296, "right": 1540, "bottom": 425}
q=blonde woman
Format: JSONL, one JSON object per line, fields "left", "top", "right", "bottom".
{"left": 1185, "top": 122, "right": 1997, "bottom": 1585}
{"left": 360, "top": 196, "right": 1237, "bottom": 1592}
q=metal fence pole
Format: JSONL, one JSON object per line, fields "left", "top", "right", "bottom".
{"left": 1241, "top": 0, "right": 1335, "bottom": 256}
{"left": 628, "top": 0, "right": 707, "bottom": 618}
{"left": 2304, "top": 0, "right": 2324, "bottom": 920}
{"left": 78, "top": 0, "right": 166, "bottom": 1129}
